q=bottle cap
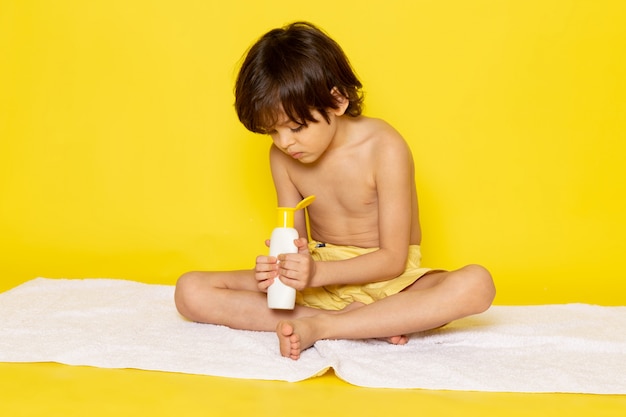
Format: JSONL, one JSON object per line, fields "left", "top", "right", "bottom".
{"left": 276, "top": 207, "right": 295, "bottom": 228}
{"left": 275, "top": 195, "right": 316, "bottom": 228}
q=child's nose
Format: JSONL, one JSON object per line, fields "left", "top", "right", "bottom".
{"left": 276, "top": 132, "right": 295, "bottom": 149}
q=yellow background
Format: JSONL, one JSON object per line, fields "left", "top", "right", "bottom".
{"left": 1, "top": 0, "right": 625, "bottom": 305}
{"left": 3, "top": 0, "right": 626, "bottom": 306}
{"left": 1, "top": 1, "right": 626, "bottom": 416}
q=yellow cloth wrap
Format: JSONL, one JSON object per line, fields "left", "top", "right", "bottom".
{"left": 295, "top": 242, "right": 435, "bottom": 310}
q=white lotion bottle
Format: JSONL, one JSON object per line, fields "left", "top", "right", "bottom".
{"left": 267, "top": 195, "right": 315, "bottom": 310}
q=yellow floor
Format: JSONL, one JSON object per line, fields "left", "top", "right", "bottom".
{"left": 1, "top": 362, "right": 624, "bottom": 416}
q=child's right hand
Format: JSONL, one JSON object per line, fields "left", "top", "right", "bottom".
{"left": 255, "top": 254, "right": 278, "bottom": 292}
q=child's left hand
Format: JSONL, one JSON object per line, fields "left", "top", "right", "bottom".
{"left": 276, "top": 237, "right": 315, "bottom": 291}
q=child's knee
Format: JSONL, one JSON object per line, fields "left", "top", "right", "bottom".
{"left": 174, "top": 271, "right": 202, "bottom": 319}
{"left": 461, "top": 264, "right": 496, "bottom": 312}
{"left": 175, "top": 271, "right": 196, "bottom": 296}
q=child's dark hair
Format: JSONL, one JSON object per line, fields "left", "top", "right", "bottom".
{"left": 235, "top": 22, "right": 364, "bottom": 134}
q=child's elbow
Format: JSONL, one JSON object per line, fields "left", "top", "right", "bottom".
{"left": 387, "top": 255, "right": 409, "bottom": 279}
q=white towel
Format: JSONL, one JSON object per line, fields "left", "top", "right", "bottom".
{"left": 0, "top": 278, "right": 329, "bottom": 382}
{"left": 319, "top": 304, "right": 626, "bottom": 392}
{"left": 1, "top": 278, "right": 625, "bottom": 394}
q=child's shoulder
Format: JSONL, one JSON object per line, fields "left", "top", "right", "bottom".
{"left": 351, "top": 116, "right": 409, "bottom": 152}
{"left": 353, "top": 116, "right": 403, "bottom": 139}
{"left": 354, "top": 115, "right": 392, "bottom": 129}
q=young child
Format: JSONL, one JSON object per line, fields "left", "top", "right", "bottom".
{"left": 175, "top": 21, "right": 495, "bottom": 360}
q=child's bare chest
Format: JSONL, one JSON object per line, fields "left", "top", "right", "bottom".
{"left": 288, "top": 156, "right": 377, "bottom": 212}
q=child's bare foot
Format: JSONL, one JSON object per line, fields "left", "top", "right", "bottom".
{"left": 382, "top": 335, "right": 409, "bottom": 345}
{"left": 276, "top": 319, "right": 318, "bottom": 360}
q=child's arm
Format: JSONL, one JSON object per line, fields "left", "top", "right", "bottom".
{"left": 310, "top": 134, "right": 414, "bottom": 286}
{"left": 273, "top": 131, "right": 416, "bottom": 290}
{"left": 269, "top": 145, "right": 309, "bottom": 237}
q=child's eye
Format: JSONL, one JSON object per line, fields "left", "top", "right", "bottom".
{"left": 290, "top": 125, "right": 304, "bottom": 133}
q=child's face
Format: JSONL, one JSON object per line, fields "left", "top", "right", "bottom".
{"left": 268, "top": 109, "right": 339, "bottom": 164}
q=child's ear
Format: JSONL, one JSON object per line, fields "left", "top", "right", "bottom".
{"left": 330, "top": 87, "right": 350, "bottom": 115}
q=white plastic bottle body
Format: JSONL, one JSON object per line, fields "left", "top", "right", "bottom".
{"left": 267, "top": 227, "right": 299, "bottom": 309}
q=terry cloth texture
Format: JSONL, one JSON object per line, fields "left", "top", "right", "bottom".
{"left": 1, "top": 278, "right": 625, "bottom": 394}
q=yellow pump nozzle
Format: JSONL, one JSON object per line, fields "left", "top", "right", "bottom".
{"left": 275, "top": 195, "right": 316, "bottom": 228}
{"left": 276, "top": 208, "right": 295, "bottom": 228}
